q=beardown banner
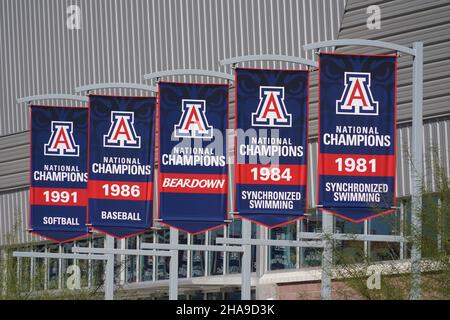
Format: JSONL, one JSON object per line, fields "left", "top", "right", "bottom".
{"left": 88, "top": 95, "right": 156, "bottom": 238}
{"left": 30, "top": 105, "right": 89, "bottom": 242}
{"left": 158, "top": 82, "right": 229, "bottom": 234}
{"left": 318, "top": 53, "right": 397, "bottom": 221}
{"left": 235, "top": 68, "right": 309, "bottom": 228}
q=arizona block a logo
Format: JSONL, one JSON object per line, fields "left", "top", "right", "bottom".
{"left": 336, "top": 72, "right": 379, "bottom": 115}
{"left": 252, "top": 86, "right": 292, "bottom": 127}
{"left": 103, "top": 111, "right": 141, "bottom": 148}
{"left": 44, "top": 121, "right": 79, "bottom": 156}
{"left": 174, "top": 99, "right": 213, "bottom": 139}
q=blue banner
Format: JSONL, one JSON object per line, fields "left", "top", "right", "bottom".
{"left": 318, "top": 53, "right": 397, "bottom": 221}
{"left": 30, "top": 105, "right": 89, "bottom": 243}
{"left": 158, "top": 82, "right": 228, "bottom": 234}
{"left": 235, "top": 68, "right": 309, "bottom": 227}
{"left": 88, "top": 95, "right": 156, "bottom": 238}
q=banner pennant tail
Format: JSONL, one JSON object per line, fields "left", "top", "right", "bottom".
{"left": 322, "top": 207, "right": 396, "bottom": 222}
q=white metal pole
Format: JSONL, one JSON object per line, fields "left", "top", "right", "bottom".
{"left": 410, "top": 42, "right": 423, "bottom": 300}
{"left": 104, "top": 235, "right": 114, "bottom": 300}
{"left": 169, "top": 228, "right": 179, "bottom": 300}
{"left": 321, "top": 210, "right": 333, "bottom": 300}
{"left": 241, "top": 219, "right": 252, "bottom": 300}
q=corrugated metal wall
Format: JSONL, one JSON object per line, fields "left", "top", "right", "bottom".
{"left": 0, "top": 0, "right": 346, "bottom": 245}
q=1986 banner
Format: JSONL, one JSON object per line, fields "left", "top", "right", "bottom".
{"left": 235, "top": 68, "right": 309, "bottom": 227}
{"left": 158, "top": 82, "right": 228, "bottom": 234}
{"left": 318, "top": 53, "right": 397, "bottom": 221}
{"left": 88, "top": 95, "right": 156, "bottom": 238}
{"left": 30, "top": 105, "right": 89, "bottom": 242}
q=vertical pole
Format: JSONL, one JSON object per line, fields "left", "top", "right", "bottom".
{"left": 410, "top": 42, "right": 423, "bottom": 300}
{"left": 104, "top": 235, "right": 114, "bottom": 300}
{"left": 241, "top": 218, "right": 252, "bottom": 300}
{"left": 255, "top": 225, "right": 265, "bottom": 299}
{"left": 321, "top": 209, "right": 333, "bottom": 300}
{"left": 58, "top": 245, "right": 63, "bottom": 290}
{"left": 169, "top": 228, "right": 179, "bottom": 300}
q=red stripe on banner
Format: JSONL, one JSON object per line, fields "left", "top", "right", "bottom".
{"left": 236, "top": 164, "right": 307, "bottom": 185}
{"left": 88, "top": 180, "right": 153, "bottom": 201}
{"left": 319, "top": 154, "right": 396, "bottom": 177}
{"left": 159, "top": 173, "right": 227, "bottom": 194}
{"left": 30, "top": 187, "right": 87, "bottom": 206}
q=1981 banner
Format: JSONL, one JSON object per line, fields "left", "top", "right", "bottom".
{"left": 235, "top": 68, "right": 309, "bottom": 227}
{"left": 158, "top": 82, "right": 228, "bottom": 234}
{"left": 30, "top": 105, "right": 89, "bottom": 242}
{"left": 318, "top": 53, "right": 397, "bottom": 221}
{"left": 88, "top": 95, "right": 156, "bottom": 238}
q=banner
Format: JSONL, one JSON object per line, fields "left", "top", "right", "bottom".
{"left": 318, "top": 53, "right": 397, "bottom": 221}
{"left": 158, "top": 82, "right": 228, "bottom": 234}
{"left": 235, "top": 68, "right": 309, "bottom": 227}
{"left": 88, "top": 95, "right": 156, "bottom": 238}
{"left": 30, "top": 105, "right": 89, "bottom": 242}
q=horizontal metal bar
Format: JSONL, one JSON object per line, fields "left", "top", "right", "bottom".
{"left": 75, "top": 82, "right": 158, "bottom": 93}
{"left": 13, "top": 251, "right": 108, "bottom": 260}
{"left": 297, "top": 232, "right": 407, "bottom": 242}
{"left": 216, "top": 238, "right": 324, "bottom": 248}
{"left": 143, "top": 69, "right": 234, "bottom": 82}
{"left": 303, "top": 39, "right": 415, "bottom": 56}
{"left": 220, "top": 54, "right": 318, "bottom": 67}
{"left": 17, "top": 94, "right": 88, "bottom": 104}
{"left": 141, "top": 243, "right": 244, "bottom": 252}
{"left": 72, "top": 247, "right": 173, "bottom": 257}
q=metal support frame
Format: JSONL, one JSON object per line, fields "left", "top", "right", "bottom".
{"left": 218, "top": 233, "right": 405, "bottom": 244}
{"left": 143, "top": 69, "right": 234, "bottom": 82}
{"left": 12, "top": 250, "right": 111, "bottom": 299}
{"left": 216, "top": 238, "right": 324, "bottom": 248}
{"left": 141, "top": 68, "right": 242, "bottom": 299}
{"left": 296, "top": 232, "right": 406, "bottom": 242}
{"left": 303, "top": 39, "right": 423, "bottom": 300}
{"left": 241, "top": 219, "right": 252, "bottom": 300}
{"left": 13, "top": 48, "right": 422, "bottom": 300}
{"left": 219, "top": 54, "right": 319, "bottom": 300}
{"left": 410, "top": 42, "right": 423, "bottom": 300}
{"left": 75, "top": 82, "right": 158, "bottom": 93}
{"left": 17, "top": 94, "right": 88, "bottom": 104}
{"left": 220, "top": 54, "right": 318, "bottom": 68}
{"left": 70, "top": 237, "right": 179, "bottom": 300}
{"left": 104, "top": 236, "right": 115, "bottom": 300}
{"left": 169, "top": 228, "right": 179, "bottom": 300}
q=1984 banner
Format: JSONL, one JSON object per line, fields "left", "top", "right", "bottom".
{"left": 158, "top": 82, "right": 228, "bottom": 234}
{"left": 235, "top": 68, "right": 309, "bottom": 227}
{"left": 318, "top": 53, "right": 397, "bottom": 221}
{"left": 88, "top": 95, "right": 156, "bottom": 238}
{"left": 30, "top": 105, "right": 89, "bottom": 242}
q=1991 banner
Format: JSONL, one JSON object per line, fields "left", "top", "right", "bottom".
{"left": 235, "top": 68, "right": 309, "bottom": 227}
{"left": 30, "top": 105, "right": 89, "bottom": 242}
{"left": 318, "top": 53, "right": 397, "bottom": 221}
{"left": 88, "top": 95, "right": 156, "bottom": 238}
